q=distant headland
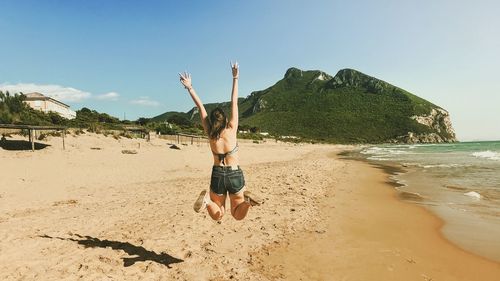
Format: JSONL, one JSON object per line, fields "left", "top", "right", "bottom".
{"left": 153, "top": 68, "right": 457, "bottom": 144}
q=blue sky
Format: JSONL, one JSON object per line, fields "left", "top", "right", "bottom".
{"left": 0, "top": 0, "right": 499, "bottom": 141}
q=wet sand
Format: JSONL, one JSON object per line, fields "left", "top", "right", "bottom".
{"left": 392, "top": 166, "right": 500, "bottom": 263}
{"left": 255, "top": 157, "right": 500, "bottom": 280}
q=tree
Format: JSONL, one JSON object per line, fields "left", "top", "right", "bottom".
{"left": 136, "top": 117, "right": 151, "bottom": 126}
{"left": 48, "top": 111, "right": 66, "bottom": 125}
{"left": 0, "top": 91, "right": 34, "bottom": 124}
{"left": 167, "top": 114, "right": 192, "bottom": 127}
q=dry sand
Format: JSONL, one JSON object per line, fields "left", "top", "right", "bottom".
{"left": 1, "top": 132, "right": 499, "bottom": 280}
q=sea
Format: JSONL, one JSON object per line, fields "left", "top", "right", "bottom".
{"left": 358, "top": 141, "right": 500, "bottom": 262}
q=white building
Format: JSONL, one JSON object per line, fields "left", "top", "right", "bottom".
{"left": 24, "top": 92, "right": 76, "bottom": 119}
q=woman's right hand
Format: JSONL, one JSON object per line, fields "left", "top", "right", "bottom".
{"left": 179, "top": 72, "right": 192, "bottom": 89}
{"left": 231, "top": 61, "right": 239, "bottom": 79}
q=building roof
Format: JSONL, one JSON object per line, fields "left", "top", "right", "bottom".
{"left": 24, "top": 92, "right": 70, "bottom": 108}
{"left": 25, "top": 92, "right": 46, "bottom": 98}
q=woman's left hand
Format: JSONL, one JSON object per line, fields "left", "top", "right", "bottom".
{"left": 179, "top": 72, "right": 192, "bottom": 89}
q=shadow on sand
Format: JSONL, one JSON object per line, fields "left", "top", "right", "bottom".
{"left": 39, "top": 234, "right": 184, "bottom": 268}
{"left": 0, "top": 139, "right": 50, "bottom": 151}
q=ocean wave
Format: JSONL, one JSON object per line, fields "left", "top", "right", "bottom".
{"left": 367, "top": 156, "right": 391, "bottom": 161}
{"left": 390, "top": 176, "right": 408, "bottom": 187}
{"left": 360, "top": 147, "right": 384, "bottom": 154}
{"left": 418, "top": 163, "right": 465, "bottom": 169}
{"left": 445, "top": 185, "right": 468, "bottom": 191}
{"left": 464, "top": 191, "right": 482, "bottom": 199}
{"left": 471, "top": 150, "right": 500, "bottom": 161}
{"left": 361, "top": 147, "right": 411, "bottom": 156}
{"left": 398, "top": 191, "right": 424, "bottom": 201}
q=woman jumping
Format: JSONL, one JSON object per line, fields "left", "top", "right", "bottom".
{"left": 179, "top": 62, "right": 261, "bottom": 221}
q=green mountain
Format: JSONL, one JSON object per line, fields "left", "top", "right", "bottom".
{"left": 150, "top": 111, "right": 188, "bottom": 122}
{"left": 154, "top": 68, "right": 457, "bottom": 143}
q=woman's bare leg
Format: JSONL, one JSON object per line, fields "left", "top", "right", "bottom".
{"left": 229, "top": 191, "right": 251, "bottom": 221}
{"left": 207, "top": 191, "right": 226, "bottom": 221}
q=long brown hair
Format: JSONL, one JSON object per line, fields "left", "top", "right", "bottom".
{"left": 208, "top": 107, "right": 227, "bottom": 139}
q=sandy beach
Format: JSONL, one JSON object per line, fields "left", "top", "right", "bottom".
{"left": 1, "top": 132, "right": 499, "bottom": 280}
{"left": 256, "top": 159, "right": 500, "bottom": 280}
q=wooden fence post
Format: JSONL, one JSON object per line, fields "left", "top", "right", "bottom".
{"left": 31, "top": 129, "right": 35, "bottom": 151}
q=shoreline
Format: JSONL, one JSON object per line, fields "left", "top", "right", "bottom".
{"left": 2, "top": 135, "right": 500, "bottom": 280}
{"left": 356, "top": 148, "right": 500, "bottom": 263}
{"left": 253, "top": 150, "right": 500, "bottom": 280}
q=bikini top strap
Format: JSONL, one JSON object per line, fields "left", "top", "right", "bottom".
{"left": 211, "top": 143, "right": 238, "bottom": 166}
{"left": 226, "top": 143, "right": 239, "bottom": 156}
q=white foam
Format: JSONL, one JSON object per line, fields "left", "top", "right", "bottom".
{"left": 389, "top": 150, "right": 411, "bottom": 155}
{"left": 464, "top": 191, "right": 482, "bottom": 199}
{"left": 367, "top": 156, "right": 391, "bottom": 161}
{"left": 419, "top": 163, "right": 464, "bottom": 169}
{"left": 472, "top": 150, "right": 500, "bottom": 161}
{"left": 361, "top": 147, "right": 384, "bottom": 154}
{"left": 361, "top": 147, "right": 411, "bottom": 156}
{"left": 390, "top": 175, "right": 407, "bottom": 185}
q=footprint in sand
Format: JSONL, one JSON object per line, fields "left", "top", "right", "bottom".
{"left": 52, "top": 199, "right": 79, "bottom": 207}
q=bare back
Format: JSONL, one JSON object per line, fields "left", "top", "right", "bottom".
{"left": 209, "top": 126, "right": 239, "bottom": 166}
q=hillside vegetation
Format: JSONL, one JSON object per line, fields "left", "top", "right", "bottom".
{"left": 0, "top": 91, "right": 197, "bottom": 136}
{"left": 0, "top": 91, "right": 66, "bottom": 126}
{"left": 153, "top": 68, "right": 456, "bottom": 143}
{"left": 2, "top": 67, "right": 457, "bottom": 144}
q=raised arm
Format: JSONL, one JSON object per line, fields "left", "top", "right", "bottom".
{"left": 228, "top": 62, "right": 239, "bottom": 129}
{"left": 179, "top": 72, "right": 208, "bottom": 133}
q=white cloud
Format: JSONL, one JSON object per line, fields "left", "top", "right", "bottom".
{"left": 0, "top": 83, "right": 91, "bottom": 103}
{"left": 129, "top": 97, "right": 161, "bottom": 107}
{"left": 95, "top": 92, "right": 119, "bottom": 101}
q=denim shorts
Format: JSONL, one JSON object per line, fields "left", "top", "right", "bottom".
{"left": 210, "top": 166, "right": 245, "bottom": 196}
